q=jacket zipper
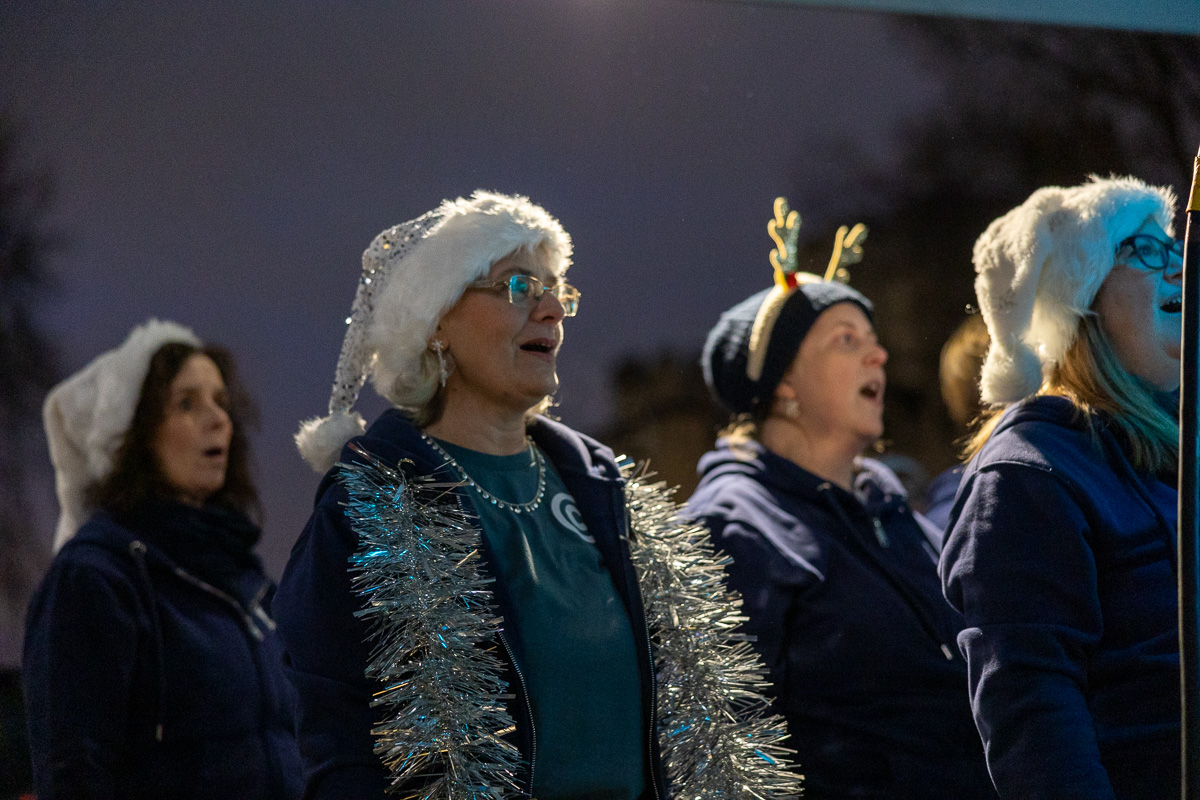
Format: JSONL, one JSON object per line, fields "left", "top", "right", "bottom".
{"left": 819, "top": 484, "right": 955, "bottom": 662}
{"left": 497, "top": 630, "right": 536, "bottom": 794}
{"left": 641, "top": 622, "right": 662, "bottom": 800}
{"left": 250, "top": 580, "right": 277, "bottom": 631}
{"left": 128, "top": 540, "right": 167, "bottom": 742}
{"left": 871, "top": 516, "right": 890, "bottom": 548}
{"left": 172, "top": 568, "right": 266, "bottom": 641}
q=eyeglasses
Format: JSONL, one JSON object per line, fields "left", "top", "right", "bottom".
{"left": 467, "top": 274, "right": 581, "bottom": 317}
{"left": 1116, "top": 234, "right": 1184, "bottom": 271}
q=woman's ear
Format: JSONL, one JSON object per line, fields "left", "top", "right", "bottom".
{"left": 770, "top": 381, "right": 801, "bottom": 421}
{"left": 429, "top": 321, "right": 447, "bottom": 349}
{"left": 774, "top": 378, "right": 797, "bottom": 402}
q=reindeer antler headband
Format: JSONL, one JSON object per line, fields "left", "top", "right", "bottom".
{"left": 746, "top": 198, "right": 869, "bottom": 382}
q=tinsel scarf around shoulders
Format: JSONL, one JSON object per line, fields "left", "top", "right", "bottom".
{"left": 335, "top": 429, "right": 801, "bottom": 799}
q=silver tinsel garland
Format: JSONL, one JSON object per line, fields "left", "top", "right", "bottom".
{"left": 338, "top": 444, "right": 522, "bottom": 799}
{"left": 623, "top": 464, "right": 803, "bottom": 799}
{"left": 340, "top": 444, "right": 799, "bottom": 799}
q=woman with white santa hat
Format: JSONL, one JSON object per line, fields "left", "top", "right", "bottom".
{"left": 941, "top": 175, "right": 1185, "bottom": 799}
{"left": 24, "top": 320, "right": 301, "bottom": 799}
{"left": 276, "top": 190, "right": 795, "bottom": 800}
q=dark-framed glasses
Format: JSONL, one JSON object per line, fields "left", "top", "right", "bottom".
{"left": 467, "top": 274, "right": 581, "bottom": 317}
{"left": 1116, "top": 234, "right": 1183, "bottom": 271}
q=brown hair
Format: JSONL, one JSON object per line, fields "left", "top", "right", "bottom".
{"left": 87, "top": 342, "right": 261, "bottom": 520}
{"left": 965, "top": 314, "right": 1178, "bottom": 474}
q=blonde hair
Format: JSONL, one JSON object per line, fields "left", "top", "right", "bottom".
{"left": 965, "top": 313, "right": 1178, "bottom": 474}
{"left": 940, "top": 314, "right": 990, "bottom": 431}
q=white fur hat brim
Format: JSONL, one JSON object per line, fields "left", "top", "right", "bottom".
{"left": 974, "top": 175, "right": 1176, "bottom": 405}
{"left": 44, "top": 320, "right": 201, "bottom": 550}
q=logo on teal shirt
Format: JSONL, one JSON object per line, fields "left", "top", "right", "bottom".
{"left": 551, "top": 493, "right": 594, "bottom": 543}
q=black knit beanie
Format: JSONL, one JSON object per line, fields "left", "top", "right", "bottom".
{"left": 702, "top": 281, "right": 874, "bottom": 415}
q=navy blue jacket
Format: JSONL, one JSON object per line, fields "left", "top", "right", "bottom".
{"left": 924, "top": 464, "right": 964, "bottom": 533}
{"left": 274, "top": 410, "right": 666, "bottom": 799}
{"left": 941, "top": 395, "right": 1179, "bottom": 799}
{"left": 23, "top": 511, "right": 302, "bottom": 800}
{"left": 686, "top": 438, "right": 993, "bottom": 799}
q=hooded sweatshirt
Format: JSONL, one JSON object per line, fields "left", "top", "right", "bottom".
{"left": 686, "top": 438, "right": 993, "bottom": 799}
{"left": 941, "top": 395, "right": 1179, "bottom": 800}
{"left": 23, "top": 506, "right": 301, "bottom": 800}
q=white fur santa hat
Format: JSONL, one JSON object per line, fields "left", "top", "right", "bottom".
{"left": 295, "top": 190, "right": 572, "bottom": 473}
{"left": 43, "top": 319, "right": 202, "bottom": 551}
{"left": 974, "top": 175, "right": 1176, "bottom": 405}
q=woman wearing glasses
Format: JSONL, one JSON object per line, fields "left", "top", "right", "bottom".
{"left": 275, "top": 192, "right": 785, "bottom": 799}
{"left": 941, "top": 176, "right": 1183, "bottom": 799}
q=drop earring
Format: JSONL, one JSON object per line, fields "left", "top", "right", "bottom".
{"left": 431, "top": 340, "right": 449, "bottom": 387}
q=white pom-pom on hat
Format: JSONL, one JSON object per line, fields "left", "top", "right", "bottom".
{"left": 973, "top": 175, "right": 1176, "bottom": 405}
{"left": 44, "top": 319, "right": 202, "bottom": 551}
{"left": 295, "top": 409, "right": 368, "bottom": 474}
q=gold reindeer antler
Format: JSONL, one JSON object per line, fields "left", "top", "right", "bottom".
{"left": 824, "top": 222, "right": 868, "bottom": 283}
{"left": 768, "top": 197, "right": 802, "bottom": 289}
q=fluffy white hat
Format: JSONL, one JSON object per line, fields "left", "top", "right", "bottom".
{"left": 44, "top": 319, "right": 201, "bottom": 551}
{"left": 974, "top": 175, "right": 1176, "bottom": 405}
{"left": 295, "top": 190, "right": 572, "bottom": 473}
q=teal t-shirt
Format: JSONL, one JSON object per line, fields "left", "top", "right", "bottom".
{"left": 435, "top": 438, "right": 647, "bottom": 800}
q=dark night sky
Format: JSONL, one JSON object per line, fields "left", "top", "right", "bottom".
{"left": 1, "top": 0, "right": 942, "bottom": 582}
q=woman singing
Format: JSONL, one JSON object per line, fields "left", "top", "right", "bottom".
{"left": 277, "top": 191, "right": 791, "bottom": 799}
{"left": 941, "top": 175, "right": 1183, "bottom": 799}
{"left": 685, "top": 202, "right": 993, "bottom": 799}
{"left": 25, "top": 320, "right": 301, "bottom": 799}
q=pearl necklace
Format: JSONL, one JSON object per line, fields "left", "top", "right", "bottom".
{"left": 420, "top": 432, "right": 546, "bottom": 514}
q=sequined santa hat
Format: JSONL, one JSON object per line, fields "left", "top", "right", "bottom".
{"left": 295, "top": 190, "right": 573, "bottom": 473}
{"left": 973, "top": 175, "right": 1176, "bottom": 405}
{"left": 43, "top": 319, "right": 202, "bottom": 550}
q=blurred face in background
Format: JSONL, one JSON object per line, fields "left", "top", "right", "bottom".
{"left": 152, "top": 353, "right": 233, "bottom": 506}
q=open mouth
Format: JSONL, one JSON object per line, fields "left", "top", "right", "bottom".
{"left": 860, "top": 380, "right": 883, "bottom": 401}
{"left": 520, "top": 339, "right": 556, "bottom": 354}
{"left": 204, "top": 447, "right": 226, "bottom": 458}
{"left": 1161, "top": 295, "right": 1183, "bottom": 314}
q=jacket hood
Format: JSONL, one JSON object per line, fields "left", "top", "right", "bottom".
{"left": 990, "top": 394, "right": 1085, "bottom": 437}
{"left": 65, "top": 509, "right": 266, "bottom": 592}
{"left": 67, "top": 511, "right": 173, "bottom": 567}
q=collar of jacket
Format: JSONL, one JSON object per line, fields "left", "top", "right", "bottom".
{"left": 980, "top": 393, "right": 1178, "bottom": 568}
{"left": 697, "top": 436, "right": 911, "bottom": 521}
{"left": 68, "top": 512, "right": 269, "bottom": 605}
{"left": 314, "top": 409, "right": 623, "bottom": 499}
